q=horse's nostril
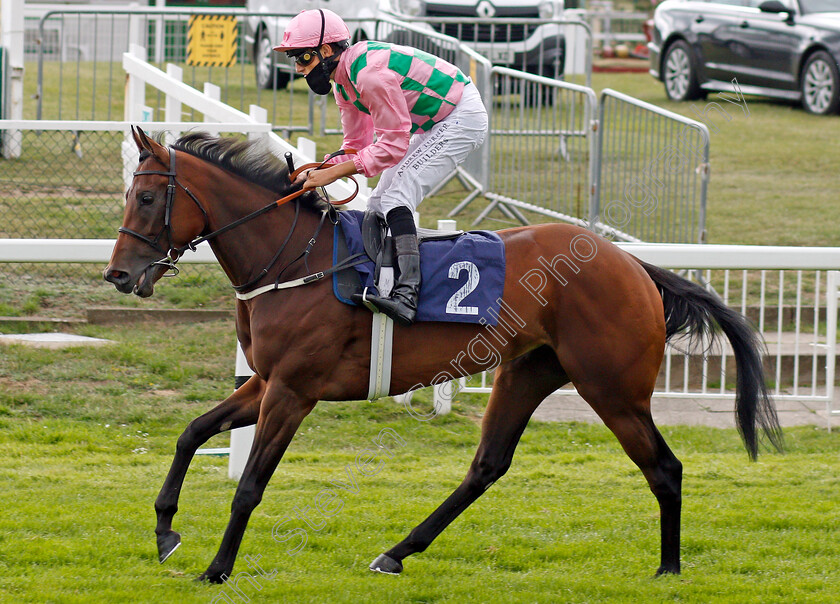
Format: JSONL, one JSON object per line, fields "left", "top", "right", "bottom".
{"left": 104, "top": 268, "right": 129, "bottom": 285}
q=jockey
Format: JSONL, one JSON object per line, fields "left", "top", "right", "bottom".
{"left": 275, "top": 9, "right": 488, "bottom": 326}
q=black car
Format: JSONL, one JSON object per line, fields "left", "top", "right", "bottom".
{"left": 649, "top": 0, "right": 840, "bottom": 114}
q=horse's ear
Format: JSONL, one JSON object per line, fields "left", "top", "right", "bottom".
{"left": 132, "top": 125, "right": 168, "bottom": 162}
{"left": 132, "top": 125, "right": 151, "bottom": 152}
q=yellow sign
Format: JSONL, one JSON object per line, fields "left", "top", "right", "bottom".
{"left": 187, "top": 15, "right": 238, "bottom": 67}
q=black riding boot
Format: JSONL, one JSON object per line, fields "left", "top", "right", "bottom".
{"left": 354, "top": 233, "right": 421, "bottom": 326}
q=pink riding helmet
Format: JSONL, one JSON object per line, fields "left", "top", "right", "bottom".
{"left": 273, "top": 9, "right": 351, "bottom": 52}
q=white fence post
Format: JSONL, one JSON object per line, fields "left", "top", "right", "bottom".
{"left": 164, "top": 64, "right": 183, "bottom": 145}
{"left": 122, "top": 45, "right": 148, "bottom": 190}
{"left": 124, "top": 44, "right": 148, "bottom": 122}
{"left": 296, "top": 136, "right": 316, "bottom": 160}
{"left": 826, "top": 271, "right": 839, "bottom": 432}
{"left": 248, "top": 105, "right": 267, "bottom": 142}
{"left": 229, "top": 341, "right": 256, "bottom": 481}
{"left": 154, "top": 0, "right": 167, "bottom": 64}
{"left": 203, "top": 83, "right": 221, "bottom": 123}
{"left": 128, "top": 3, "right": 143, "bottom": 50}
{"left": 1, "top": 0, "right": 24, "bottom": 158}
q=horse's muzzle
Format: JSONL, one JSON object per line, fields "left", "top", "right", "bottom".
{"left": 103, "top": 263, "right": 160, "bottom": 297}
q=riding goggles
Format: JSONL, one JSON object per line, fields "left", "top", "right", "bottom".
{"left": 287, "top": 49, "right": 318, "bottom": 67}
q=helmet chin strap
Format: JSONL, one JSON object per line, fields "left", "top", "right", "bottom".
{"left": 313, "top": 9, "right": 337, "bottom": 68}
{"left": 317, "top": 9, "right": 325, "bottom": 49}
{"left": 306, "top": 9, "right": 327, "bottom": 62}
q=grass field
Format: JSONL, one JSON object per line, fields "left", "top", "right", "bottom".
{"left": 1, "top": 320, "right": 839, "bottom": 603}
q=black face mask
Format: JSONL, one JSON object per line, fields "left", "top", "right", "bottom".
{"left": 305, "top": 60, "right": 333, "bottom": 95}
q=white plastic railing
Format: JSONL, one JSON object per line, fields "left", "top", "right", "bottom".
{"left": 431, "top": 245, "right": 840, "bottom": 430}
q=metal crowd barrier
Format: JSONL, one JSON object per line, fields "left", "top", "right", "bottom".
{"left": 18, "top": 6, "right": 707, "bottom": 248}
{"left": 596, "top": 89, "right": 710, "bottom": 243}
{"left": 26, "top": 8, "right": 590, "bottom": 123}
{"left": 463, "top": 67, "right": 598, "bottom": 228}
{"left": 372, "top": 14, "right": 494, "bottom": 204}
{"left": 27, "top": 6, "right": 320, "bottom": 134}
{"left": 585, "top": 9, "right": 649, "bottom": 49}
{"left": 376, "top": 14, "right": 593, "bottom": 86}
{"left": 445, "top": 77, "right": 708, "bottom": 243}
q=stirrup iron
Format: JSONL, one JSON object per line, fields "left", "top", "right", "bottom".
{"left": 358, "top": 287, "right": 380, "bottom": 314}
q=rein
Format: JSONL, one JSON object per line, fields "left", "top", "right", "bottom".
{"left": 126, "top": 146, "right": 361, "bottom": 294}
{"left": 185, "top": 152, "right": 360, "bottom": 258}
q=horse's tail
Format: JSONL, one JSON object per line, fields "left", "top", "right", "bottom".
{"left": 639, "top": 261, "right": 784, "bottom": 459}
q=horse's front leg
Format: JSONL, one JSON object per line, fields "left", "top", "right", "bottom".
{"left": 155, "top": 375, "right": 265, "bottom": 563}
{"left": 198, "top": 380, "right": 315, "bottom": 583}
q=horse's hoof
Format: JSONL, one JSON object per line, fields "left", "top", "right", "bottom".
{"left": 195, "top": 570, "right": 226, "bottom": 584}
{"left": 157, "top": 530, "right": 181, "bottom": 563}
{"left": 369, "top": 553, "right": 403, "bottom": 575}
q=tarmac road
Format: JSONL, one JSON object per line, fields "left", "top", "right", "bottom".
{"left": 533, "top": 389, "right": 836, "bottom": 430}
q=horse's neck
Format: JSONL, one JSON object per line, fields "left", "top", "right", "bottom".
{"left": 205, "top": 191, "right": 327, "bottom": 291}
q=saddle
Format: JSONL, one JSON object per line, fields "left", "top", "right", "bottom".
{"left": 333, "top": 209, "right": 506, "bottom": 325}
{"left": 335, "top": 210, "right": 462, "bottom": 301}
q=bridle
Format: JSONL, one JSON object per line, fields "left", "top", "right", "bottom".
{"left": 121, "top": 145, "right": 359, "bottom": 291}
{"left": 119, "top": 148, "right": 208, "bottom": 276}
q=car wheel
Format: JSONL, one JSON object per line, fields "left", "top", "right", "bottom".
{"left": 255, "top": 28, "right": 290, "bottom": 90}
{"left": 662, "top": 40, "right": 703, "bottom": 101}
{"left": 801, "top": 51, "right": 840, "bottom": 115}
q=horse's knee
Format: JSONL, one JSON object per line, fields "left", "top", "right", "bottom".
{"left": 154, "top": 497, "right": 177, "bottom": 518}
{"left": 176, "top": 421, "right": 200, "bottom": 453}
{"left": 231, "top": 484, "right": 262, "bottom": 514}
{"left": 467, "top": 457, "right": 510, "bottom": 492}
{"left": 650, "top": 457, "right": 682, "bottom": 504}
{"left": 665, "top": 456, "right": 682, "bottom": 481}
{"left": 661, "top": 451, "right": 682, "bottom": 487}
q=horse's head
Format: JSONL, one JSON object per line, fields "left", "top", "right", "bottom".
{"left": 104, "top": 127, "right": 208, "bottom": 297}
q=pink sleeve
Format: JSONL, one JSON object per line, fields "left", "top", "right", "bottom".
{"left": 350, "top": 66, "right": 412, "bottom": 177}
{"left": 323, "top": 94, "right": 375, "bottom": 167}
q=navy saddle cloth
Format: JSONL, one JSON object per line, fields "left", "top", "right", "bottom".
{"left": 333, "top": 210, "right": 506, "bottom": 325}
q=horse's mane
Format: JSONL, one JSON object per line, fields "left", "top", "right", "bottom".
{"left": 170, "top": 132, "right": 328, "bottom": 213}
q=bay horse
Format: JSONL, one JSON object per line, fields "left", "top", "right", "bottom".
{"left": 104, "top": 128, "right": 782, "bottom": 583}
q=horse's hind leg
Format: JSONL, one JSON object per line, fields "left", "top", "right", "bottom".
{"left": 371, "top": 346, "right": 568, "bottom": 574}
{"left": 155, "top": 375, "right": 265, "bottom": 563}
{"left": 585, "top": 395, "right": 682, "bottom": 575}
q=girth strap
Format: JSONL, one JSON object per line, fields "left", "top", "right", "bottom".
{"left": 367, "top": 312, "right": 394, "bottom": 400}
{"left": 234, "top": 250, "right": 368, "bottom": 301}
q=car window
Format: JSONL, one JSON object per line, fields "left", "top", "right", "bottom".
{"left": 743, "top": 0, "right": 795, "bottom": 8}
{"left": 800, "top": 0, "right": 840, "bottom": 13}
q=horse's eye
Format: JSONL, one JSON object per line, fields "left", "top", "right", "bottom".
{"left": 139, "top": 192, "right": 155, "bottom": 206}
